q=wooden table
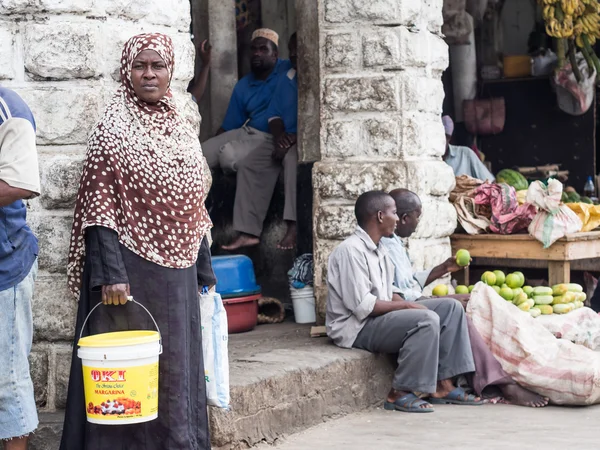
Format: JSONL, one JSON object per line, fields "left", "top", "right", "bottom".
{"left": 450, "top": 231, "right": 600, "bottom": 286}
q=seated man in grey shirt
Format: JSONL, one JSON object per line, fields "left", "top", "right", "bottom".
{"left": 326, "top": 190, "right": 482, "bottom": 413}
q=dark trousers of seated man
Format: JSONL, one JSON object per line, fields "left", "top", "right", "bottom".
{"left": 353, "top": 298, "right": 474, "bottom": 394}
{"left": 202, "top": 128, "right": 297, "bottom": 237}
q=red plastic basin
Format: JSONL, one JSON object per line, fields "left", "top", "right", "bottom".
{"left": 222, "top": 294, "right": 260, "bottom": 334}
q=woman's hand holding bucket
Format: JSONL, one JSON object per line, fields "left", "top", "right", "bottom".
{"left": 102, "top": 284, "right": 131, "bottom": 305}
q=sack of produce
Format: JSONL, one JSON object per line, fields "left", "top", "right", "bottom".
{"left": 474, "top": 183, "right": 536, "bottom": 234}
{"left": 527, "top": 179, "right": 583, "bottom": 247}
{"left": 468, "top": 283, "right": 600, "bottom": 405}
{"left": 566, "top": 202, "right": 600, "bottom": 232}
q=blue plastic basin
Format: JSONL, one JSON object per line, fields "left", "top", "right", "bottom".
{"left": 212, "top": 255, "right": 261, "bottom": 299}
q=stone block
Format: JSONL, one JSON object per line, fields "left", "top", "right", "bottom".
{"left": 324, "top": 0, "right": 398, "bottom": 23}
{"left": 313, "top": 237, "right": 342, "bottom": 289}
{"left": 24, "top": 23, "right": 101, "bottom": 80}
{"left": 324, "top": 76, "right": 398, "bottom": 112}
{"left": 399, "top": 28, "right": 430, "bottom": 68}
{"left": 0, "top": 0, "right": 93, "bottom": 13}
{"left": 324, "top": 34, "right": 359, "bottom": 70}
{"left": 403, "top": 112, "right": 446, "bottom": 158}
{"left": 29, "top": 412, "right": 64, "bottom": 450}
{"left": 314, "top": 162, "right": 406, "bottom": 201}
{"left": 414, "top": 195, "right": 457, "bottom": 239}
{"left": 30, "top": 347, "right": 49, "bottom": 407}
{"left": 315, "top": 205, "right": 355, "bottom": 240}
{"left": 362, "top": 30, "right": 400, "bottom": 68}
{"left": 54, "top": 346, "right": 73, "bottom": 409}
{"left": 39, "top": 155, "right": 84, "bottom": 210}
{"left": 103, "top": 0, "right": 190, "bottom": 30}
{"left": 401, "top": 74, "right": 444, "bottom": 113}
{"left": 323, "top": 121, "right": 362, "bottom": 159}
{"left": 429, "top": 33, "right": 449, "bottom": 73}
{"left": 406, "top": 237, "right": 451, "bottom": 274}
{"left": 171, "top": 32, "right": 195, "bottom": 81}
{"left": 399, "top": 0, "right": 421, "bottom": 25}
{"left": 18, "top": 87, "right": 102, "bottom": 145}
{"left": 28, "top": 212, "right": 73, "bottom": 273}
{"left": 423, "top": 0, "right": 445, "bottom": 31}
{"left": 0, "top": 27, "right": 17, "bottom": 80}
{"left": 32, "top": 273, "right": 77, "bottom": 341}
{"left": 364, "top": 118, "right": 400, "bottom": 157}
{"left": 403, "top": 160, "right": 456, "bottom": 197}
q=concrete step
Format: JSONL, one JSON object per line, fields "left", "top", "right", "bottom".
{"left": 32, "top": 323, "right": 394, "bottom": 449}
{"left": 210, "top": 323, "right": 393, "bottom": 449}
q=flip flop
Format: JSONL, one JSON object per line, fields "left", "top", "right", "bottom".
{"left": 428, "top": 387, "right": 484, "bottom": 405}
{"left": 383, "top": 393, "right": 434, "bottom": 413}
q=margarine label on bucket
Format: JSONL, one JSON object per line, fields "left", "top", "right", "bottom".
{"left": 83, "top": 363, "right": 159, "bottom": 421}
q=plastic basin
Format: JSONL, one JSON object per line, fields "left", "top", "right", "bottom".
{"left": 212, "top": 255, "right": 261, "bottom": 299}
{"left": 222, "top": 294, "right": 260, "bottom": 334}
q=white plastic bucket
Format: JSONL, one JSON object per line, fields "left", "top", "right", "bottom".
{"left": 77, "top": 298, "right": 163, "bottom": 425}
{"left": 290, "top": 286, "right": 316, "bottom": 324}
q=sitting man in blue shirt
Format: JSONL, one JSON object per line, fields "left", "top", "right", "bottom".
{"left": 223, "top": 33, "right": 298, "bottom": 250}
{"left": 0, "top": 86, "right": 41, "bottom": 449}
{"left": 201, "top": 28, "right": 291, "bottom": 172}
{"left": 442, "top": 116, "right": 494, "bottom": 182}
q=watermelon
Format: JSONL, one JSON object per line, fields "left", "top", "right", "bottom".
{"left": 495, "top": 169, "right": 529, "bottom": 191}
{"left": 581, "top": 196, "right": 593, "bottom": 204}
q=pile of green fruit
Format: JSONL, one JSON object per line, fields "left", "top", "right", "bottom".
{"left": 561, "top": 186, "right": 593, "bottom": 204}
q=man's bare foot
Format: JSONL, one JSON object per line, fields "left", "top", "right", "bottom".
{"left": 277, "top": 221, "right": 296, "bottom": 250}
{"left": 222, "top": 233, "right": 260, "bottom": 250}
{"left": 386, "top": 388, "right": 433, "bottom": 410}
{"left": 501, "top": 384, "right": 549, "bottom": 408}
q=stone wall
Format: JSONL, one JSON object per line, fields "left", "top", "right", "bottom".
{"left": 0, "top": 0, "right": 195, "bottom": 415}
{"left": 312, "top": 0, "right": 456, "bottom": 322}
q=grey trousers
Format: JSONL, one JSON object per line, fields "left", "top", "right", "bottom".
{"left": 353, "top": 298, "right": 475, "bottom": 394}
{"left": 234, "top": 143, "right": 297, "bottom": 236}
{"left": 202, "top": 127, "right": 298, "bottom": 237}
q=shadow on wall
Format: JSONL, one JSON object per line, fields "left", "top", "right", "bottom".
{"left": 208, "top": 162, "right": 313, "bottom": 305}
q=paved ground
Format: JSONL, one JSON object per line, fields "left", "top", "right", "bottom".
{"left": 260, "top": 404, "right": 600, "bottom": 449}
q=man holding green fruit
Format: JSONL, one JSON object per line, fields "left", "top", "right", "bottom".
{"left": 381, "top": 188, "right": 549, "bottom": 408}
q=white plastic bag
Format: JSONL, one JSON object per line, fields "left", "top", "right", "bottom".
{"left": 527, "top": 179, "right": 582, "bottom": 248}
{"left": 199, "top": 288, "right": 230, "bottom": 408}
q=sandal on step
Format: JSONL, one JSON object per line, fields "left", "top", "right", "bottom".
{"left": 383, "top": 393, "right": 434, "bottom": 413}
{"left": 428, "top": 387, "right": 484, "bottom": 405}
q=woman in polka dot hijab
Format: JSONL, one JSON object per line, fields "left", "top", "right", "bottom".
{"left": 67, "top": 33, "right": 212, "bottom": 297}
{"left": 60, "top": 33, "right": 212, "bottom": 450}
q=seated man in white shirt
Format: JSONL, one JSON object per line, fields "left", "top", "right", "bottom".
{"left": 442, "top": 115, "right": 495, "bottom": 182}
{"left": 380, "top": 188, "right": 549, "bottom": 408}
{"left": 326, "top": 190, "right": 482, "bottom": 413}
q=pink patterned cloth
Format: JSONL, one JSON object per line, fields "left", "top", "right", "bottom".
{"left": 474, "top": 183, "right": 536, "bottom": 234}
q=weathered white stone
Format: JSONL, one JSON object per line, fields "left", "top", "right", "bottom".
{"left": 406, "top": 237, "right": 451, "bottom": 273}
{"left": 24, "top": 22, "right": 101, "bottom": 79}
{"left": 29, "top": 348, "right": 48, "bottom": 407}
{"left": 39, "top": 155, "right": 84, "bottom": 210}
{"left": 0, "top": 27, "right": 17, "bottom": 80}
{"left": 399, "top": 28, "right": 429, "bottom": 68}
{"left": 403, "top": 161, "right": 456, "bottom": 197}
{"left": 401, "top": 74, "right": 444, "bottom": 113}
{"left": 428, "top": 33, "right": 449, "bottom": 73}
{"left": 32, "top": 273, "right": 77, "bottom": 341}
{"left": 324, "top": 0, "right": 398, "bottom": 23}
{"left": 423, "top": 0, "right": 445, "bottom": 32}
{"left": 414, "top": 195, "right": 457, "bottom": 239}
{"left": 27, "top": 212, "right": 73, "bottom": 273}
{"left": 171, "top": 32, "right": 195, "bottom": 81}
{"left": 54, "top": 346, "right": 72, "bottom": 409}
{"left": 314, "top": 162, "right": 403, "bottom": 200}
{"left": 323, "top": 121, "right": 362, "bottom": 159}
{"left": 402, "top": 112, "right": 446, "bottom": 158}
{"left": 364, "top": 118, "right": 400, "bottom": 157}
{"left": 324, "top": 34, "right": 359, "bottom": 70}
{"left": 18, "top": 87, "right": 102, "bottom": 145}
{"left": 362, "top": 30, "right": 400, "bottom": 68}
{"left": 324, "top": 76, "right": 398, "bottom": 112}
{"left": 315, "top": 205, "right": 355, "bottom": 240}
{"left": 313, "top": 238, "right": 342, "bottom": 290}
{"left": 0, "top": 0, "right": 94, "bottom": 13}
{"left": 102, "top": 0, "right": 190, "bottom": 30}
{"left": 398, "top": 0, "right": 421, "bottom": 25}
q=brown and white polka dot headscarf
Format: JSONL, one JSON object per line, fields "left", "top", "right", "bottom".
{"left": 67, "top": 33, "right": 212, "bottom": 297}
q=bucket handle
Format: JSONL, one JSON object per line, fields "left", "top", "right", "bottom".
{"left": 79, "top": 296, "right": 162, "bottom": 342}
